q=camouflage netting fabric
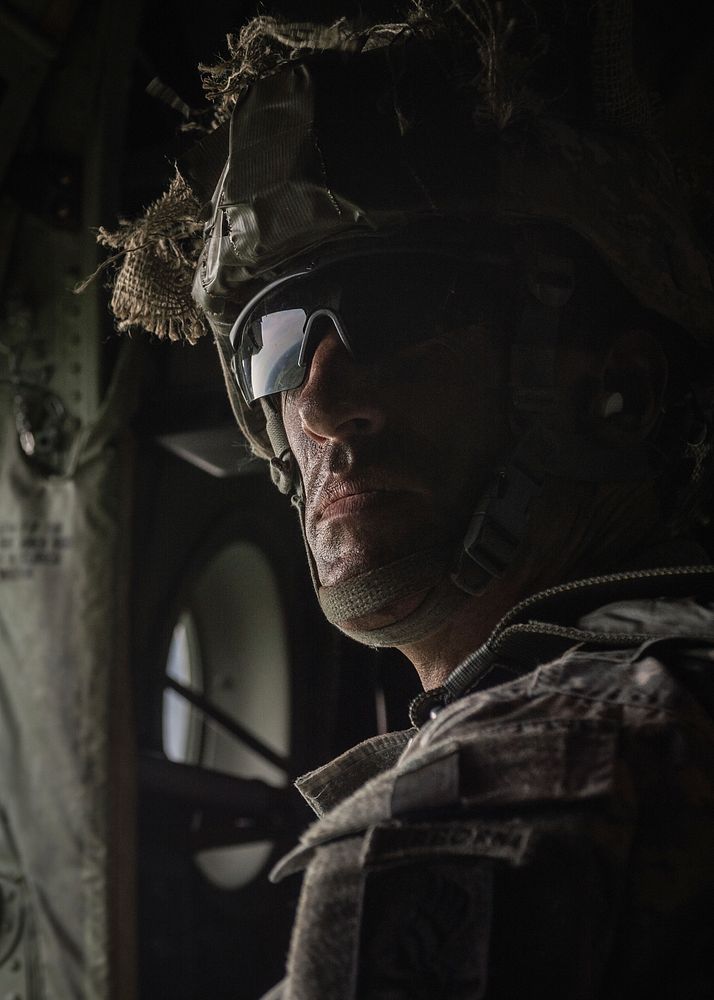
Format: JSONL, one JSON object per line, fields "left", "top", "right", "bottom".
{"left": 197, "top": 1, "right": 542, "bottom": 129}
{"left": 80, "top": 170, "right": 205, "bottom": 343}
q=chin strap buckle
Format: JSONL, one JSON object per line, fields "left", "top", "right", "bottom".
{"left": 452, "top": 454, "right": 544, "bottom": 595}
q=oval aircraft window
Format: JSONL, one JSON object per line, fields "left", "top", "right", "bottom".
{"left": 163, "top": 611, "right": 203, "bottom": 764}
{"left": 162, "top": 540, "right": 291, "bottom": 890}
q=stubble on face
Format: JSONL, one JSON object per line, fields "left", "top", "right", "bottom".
{"left": 282, "top": 324, "right": 511, "bottom": 588}
{"left": 298, "top": 433, "right": 461, "bottom": 586}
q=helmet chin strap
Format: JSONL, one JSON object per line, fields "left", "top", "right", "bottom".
{"left": 308, "top": 516, "right": 468, "bottom": 647}
{"left": 322, "top": 575, "right": 467, "bottom": 647}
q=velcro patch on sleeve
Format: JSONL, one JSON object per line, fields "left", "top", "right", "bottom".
{"left": 361, "top": 820, "right": 531, "bottom": 870}
{"left": 458, "top": 717, "right": 617, "bottom": 807}
{"left": 357, "top": 857, "right": 494, "bottom": 999}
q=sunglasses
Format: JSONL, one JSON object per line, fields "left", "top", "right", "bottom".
{"left": 229, "top": 250, "right": 509, "bottom": 404}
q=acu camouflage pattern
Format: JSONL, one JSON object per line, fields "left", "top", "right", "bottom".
{"left": 264, "top": 571, "right": 714, "bottom": 999}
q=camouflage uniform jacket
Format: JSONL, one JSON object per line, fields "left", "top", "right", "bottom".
{"left": 265, "top": 564, "right": 714, "bottom": 999}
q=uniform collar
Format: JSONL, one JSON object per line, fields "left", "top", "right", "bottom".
{"left": 294, "top": 729, "right": 413, "bottom": 818}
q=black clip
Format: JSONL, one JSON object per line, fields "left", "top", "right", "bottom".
{"left": 452, "top": 459, "right": 544, "bottom": 595}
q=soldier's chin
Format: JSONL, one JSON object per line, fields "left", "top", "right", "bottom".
{"left": 338, "top": 589, "right": 431, "bottom": 634}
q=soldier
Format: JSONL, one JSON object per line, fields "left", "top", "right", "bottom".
{"left": 106, "top": 2, "right": 714, "bottom": 996}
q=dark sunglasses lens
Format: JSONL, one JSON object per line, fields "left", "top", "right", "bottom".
{"left": 336, "top": 257, "right": 454, "bottom": 356}
{"left": 238, "top": 308, "right": 307, "bottom": 402}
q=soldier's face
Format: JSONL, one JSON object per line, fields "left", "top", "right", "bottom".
{"left": 281, "top": 322, "right": 512, "bottom": 588}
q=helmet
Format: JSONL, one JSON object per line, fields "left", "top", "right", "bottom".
{"left": 189, "top": 14, "right": 714, "bottom": 442}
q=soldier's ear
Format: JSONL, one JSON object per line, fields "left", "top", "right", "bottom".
{"left": 591, "top": 329, "right": 668, "bottom": 444}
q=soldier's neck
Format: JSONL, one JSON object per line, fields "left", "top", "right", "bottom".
{"left": 399, "top": 479, "right": 666, "bottom": 690}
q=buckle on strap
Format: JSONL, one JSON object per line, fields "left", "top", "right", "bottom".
{"left": 452, "top": 456, "right": 544, "bottom": 595}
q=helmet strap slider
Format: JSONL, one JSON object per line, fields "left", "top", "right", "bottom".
{"left": 452, "top": 435, "right": 545, "bottom": 595}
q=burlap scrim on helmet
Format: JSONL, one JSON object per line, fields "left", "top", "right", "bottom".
{"left": 197, "top": 2, "right": 541, "bottom": 131}
{"left": 78, "top": 170, "right": 206, "bottom": 343}
{"left": 198, "top": 16, "right": 366, "bottom": 125}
